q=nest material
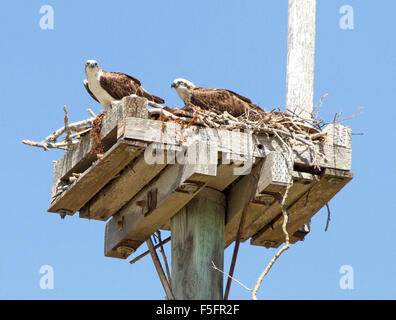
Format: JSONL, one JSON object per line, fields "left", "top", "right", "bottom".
{"left": 90, "top": 111, "right": 107, "bottom": 156}
{"left": 149, "top": 104, "right": 327, "bottom": 144}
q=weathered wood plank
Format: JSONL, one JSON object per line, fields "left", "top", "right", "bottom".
{"left": 160, "top": 160, "right": 244, "bottom": 231}
{"left": 104, "top": 162, "right": 216, "bottom": 259}
{"left": 48, "top": 140, "right": 144, "bottom": 216}
{"left": 171, "top": 188, "right": 225, "bottom": 300}
{"left": 251, "top": 168, "right": 353, "bottom": 247}
{"left": 79, "top": 150, "right": 166, "bottom": 221}
{"left": 286, "top": 0, "right": 317, "bottom": 122}
{"left": 122, "top": 117, "right": 351, "bottom": 171}
{"left": 51, "top": 96, "right": 148, "bottom": 199}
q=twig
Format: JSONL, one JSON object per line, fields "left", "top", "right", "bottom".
{"left": 45, "top": 117, "right": 95, "bottom": 142}
{"left": 146, "top": 237, "right": 174, "bottom": 300}
{"left": 129, "top": 236, "right": 171, "bottom": 264}
{"left": 211, "top": 261, "right": 252, "bottom": 292}
{"left": 148, "top": 101, "right": 166, "bottom": 109}
{"left": 156, "top": 231, "right": 172, "bottom": 287}
{"left": 251, "top": 193, "right": 291, "bottom": 300}
{"left": 87, "top": 108, "right": 97, "bottom": 118}
{"left": 224, "top": 206, "right": 247, "bottom": 300}
{"left": 63, "top": 105, "right": 72, "bottom": 147}
{"left": 324, "top": 202, "right": 331, "bottom": 232}
{"left": 68, "top": 127, "right": 92, "bottom": 140}
{"left": 22, "top": 139, "right": 78, "bottom": 151}
{"left": 251, "top": 160, "right": 293, "bottom": 300}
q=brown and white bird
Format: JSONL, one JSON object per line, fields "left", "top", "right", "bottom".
{"left": 84, "top": 60, "right": 164, "bottom": 110}
{"left": 171, "top": 78, "right": 264, "bottom": 117}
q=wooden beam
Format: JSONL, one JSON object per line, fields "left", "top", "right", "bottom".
{"left": 104, "top": 162, "right": 214, "bottom": 259}
{"left": 158, "top": 160, "right": 244, "bottom": 231}
{"left": 79, "top": 150, "right": 166, "bottom": 221}
{"left": 251, "top": 168, "right": 353, "bottom": 247}
{"left": 48, "top": 140, "right": 144, "bottom": 216}
{"left": 286, "top": 0, "right": 317, "bottom": 122}
{"left": 171, "top": 188, "right": 225, "bottom": 300}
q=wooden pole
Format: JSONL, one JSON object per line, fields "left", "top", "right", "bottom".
{"left": 286, "top": 0, "right": 317, "bottom": 123}
{"left": 171, "top": 188, "right": 226, "bottom": 300}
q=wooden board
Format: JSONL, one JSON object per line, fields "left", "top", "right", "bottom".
{"left": 48, "top": 139, "right": 144, "bottom": 216}
{"left": 104, "top": 163, "right": 214, "bottom": 259}
{"left": 251, "top": 168, "right": 353, "bottom": 247}
{"left": 122, "top": 117, "right": 352, "bottom": 171}
{"left": 159, "top": 160, "right": 244, "bottom": 231}
{"left": 79, "top": 149, "right": 167, "bottom": 221}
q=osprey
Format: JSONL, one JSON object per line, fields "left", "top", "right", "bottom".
{"left": 84, "top": 60, "right": 164, "bottom": 109}
{"left": 171, "top": 78, "right": 263, "bottom": 117}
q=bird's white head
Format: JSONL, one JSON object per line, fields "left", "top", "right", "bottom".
{"left": 171, "top": 78, "right": 196, "bottom": 90}
{"left": 171, "top": 78, "right": 196, "bottom": 103}
{"left": 85, "top": 60, "right": 101, "bottom": 77}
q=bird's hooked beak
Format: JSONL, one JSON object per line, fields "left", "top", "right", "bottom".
{"left": 171, "top": 82, "right": 176, "bottom": 89}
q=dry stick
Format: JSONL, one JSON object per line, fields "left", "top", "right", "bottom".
{"left": 68, "top": 128, "right": 92, "bottom": 140}
{"left": 148, "top": 101, "right": 165, "bottom": 109}
{"left": 63, "top": 105, "right": 73, "bottom": 148}
{"left": 211, "top": 261, "right": 252, "bottom": 292}
{"left": 156, "top": 231, "right": 172, "bottom": 287}
{"left": 251, "top": 186, "right": 292, "bottom": 300}
{"left": 45, "top": 117, "right": 95, "bottom": 142}
{"left": 224, "top": 205, "right": 248, "bottom": 300}
{"left": 129, "top": 236, "right": 171, "bottom": 264}
{"left": 251, "top": 147, "right": 294, "bottom": 300}
{"left": 22, "top": 139, "right": 78, "bottom": 151}
{"left": 148, "top": 108, "right": 190, "bottom": 122}
{"left": 87, "top": 108, "right": 97, "bottom": 118}
{"left": 324, "top": 203, "right": 331, "bottom": 232}
{"left": 146, "top": 237, "right": 174, "bottom": 300}
{"left": 332, "top": 107, "right": 363, "bottom": 124}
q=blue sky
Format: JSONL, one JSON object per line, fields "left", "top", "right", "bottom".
{"left": 0, "top": 0, "right": 395, "bottom": 299}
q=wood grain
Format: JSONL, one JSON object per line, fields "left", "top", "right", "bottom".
{"left": 171, "top": 188, "right": 225, "bottom": 300}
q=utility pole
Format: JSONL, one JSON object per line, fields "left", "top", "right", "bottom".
{"left": 171, "top": 188, "right": 225, "bottom": 300}
{"left": 286, "top": 0, "right": 317, "bottom": 123}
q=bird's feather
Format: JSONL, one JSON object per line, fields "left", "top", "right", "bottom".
{"left": 99, "top": 71, "right": 164, "bottom": 104}
{"left": 83, "top": 79, "right": 99, "bottom": 103}
{"left": 189, "top": 87, "right": 262, "bottom": 117}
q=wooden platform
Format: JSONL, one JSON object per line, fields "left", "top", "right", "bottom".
{"left": 48, "top": 96, "right": 353, "bottom": 259}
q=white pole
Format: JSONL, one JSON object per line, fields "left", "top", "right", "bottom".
{"left": 286, "top": 0, "right": 317, "bottom": 123}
